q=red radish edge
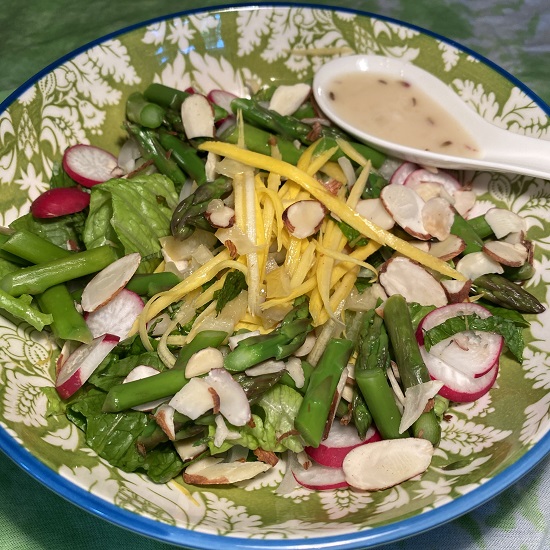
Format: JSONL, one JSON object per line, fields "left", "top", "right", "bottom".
{"left": 416, "top": 302, "right": 503, "bottom": 379}
{"left": 85, "top": 288, "right": 144, "bottom": 340}
{"left": 305, "top": 422, "right": 381, "bottom": 468}
{"left": 30, "top": 187, "right": 90, "bottom": 218}
{"left": 207, "top": 89, "right": 238, "bottom": 114}
{"left": 62, "top": 144, "right": 118, "bottom": 188}
{"left": 56, "top": 334, "right": 119, "bottom": 399}
{"left": 389, "top": 161, "right": 419, "bottom": 185}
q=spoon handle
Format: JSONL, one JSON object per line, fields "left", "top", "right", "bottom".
{"left": 480, "top": 126, "right": 550, "bottom": 180}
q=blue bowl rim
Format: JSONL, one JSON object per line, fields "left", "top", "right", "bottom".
{"left": 1, "top": 2, "right": 549, "bottom": 548}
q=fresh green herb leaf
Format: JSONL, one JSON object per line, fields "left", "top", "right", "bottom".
{"left": 408, "top": 302, "right": 436, "bottom": 331}
{"left": 361, "top": 172, "right": 388, "bottom": 199}
{"left": 335, "top": 220, "right": 369, "bottom": 248}
{"left": 214, "top": 270, "right": 247, "bottom": 314}
{"left": 423, "top": 312, "right": 524, "bottom": 363}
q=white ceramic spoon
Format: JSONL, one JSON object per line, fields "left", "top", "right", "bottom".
{"left": 313, "top": 54, "right": 550, "bottom": 180}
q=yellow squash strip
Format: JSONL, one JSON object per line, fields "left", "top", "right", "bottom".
{"left": 315, "top": 242, "right": 376, "bottom": 272}
{"left": 305, "top": 146, "right": 339, "bottom": 176}
{"left": 346, "top": 162, "right": 371, "bottom": 207}
{"left": 336, "top": 138, "right": 369, "bottom": 166}
{"left": 284, "top": 236, "right": 304, "bottom": 279}
{"left": 154, "top": 260, "right": 166, "bottom": 273}
{"left": 320, "top": 161, "right": 347, "bottom": 184}
{"left": 199, "top": 142, "right": 466, "bottom": 281}
{"left": 316, "top": 266, "right": 360, "bottom": 326}
{"left": 261, "top": 277, "right": 317, "bottom": 310}
{"left": 132, "top": 249, "right": 247, "bottom": 338}
{"left": 290, "top": 240, "right": 317, "bottom": 289}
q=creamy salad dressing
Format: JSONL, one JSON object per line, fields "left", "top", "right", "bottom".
{"left": 326, "top": 72, "right": 481, "bottom": 158}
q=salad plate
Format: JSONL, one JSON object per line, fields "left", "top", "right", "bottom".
{"left": 1, "top": 3, "right": 550, "bottom": 549}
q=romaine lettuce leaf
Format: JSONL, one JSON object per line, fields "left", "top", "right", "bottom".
{"left": 83, "top": 174, "right": 178, "bottom": 272}
{"left": 208, "top": 384, "right": 304, "bottom": 454}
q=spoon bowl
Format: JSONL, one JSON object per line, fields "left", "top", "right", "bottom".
{"left": 313, "top": 55, "right": 550, "bottom": 180}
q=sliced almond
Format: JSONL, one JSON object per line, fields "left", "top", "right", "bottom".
{"left": 245, "top": 359, "right": 286, "bottom": 377}
{"left": 206, "top": 368, "right": 251, "bottom": 426}
{"left": 185, "top": 347, "right": 225, "bottom": 378}
{"left": 154, "top": 404, "right": 176, "bottom": 440}
{"left": 484, "top": 207, "right": 527, "bottom": 239}
{"left": 269, "top": 83, "right": 311, "bottom": 116}
{"left": 483, "top": 240, "right": 529, "bottom": 267}
{"left": 169, "top": 377, "right": 217, "bottom": 420}
{"left": 174, "top": 435, "right": 208, "bottom": 462}
{"left": 379, "top": 256, "right": 448, "bottom": 307}
{"left": 456, "top": 251, "right": 504, "bottom": 280}
{"left": 452, "top": 189, "right": 477, "bottom": 218}
{"left": 342, "top": 438, "right": 434, "bottom": 491}
{"left": 183, "top": 458, "right": 271, "bottom": 485}
{"left": 428, "top": 234, "right": 465, "bottom": 261}
{"left": 180, "top": 94, "right": 215, "bottom": 139}
{"left": 282, "top": 200, "right": 327, "bottom": 239}
{"left": 410, "top": 181, "right": 442, "bottom": 202}
{"left": 355, "top": 198, "right": 395, "bottom": 230}
{"left": 441, "top": 279, "right": 472, "bottom": 303}
{"left": 205, "top": 199, "right": 235, "bottom": 228}
{"left": 421, "top": 197, "right": 455, "bottom": 241}
{"left": 380, "top": 184, "right": 430, "bottom": 240}
{"left": 81, "top": 252, "right": 141, "bottom": 312}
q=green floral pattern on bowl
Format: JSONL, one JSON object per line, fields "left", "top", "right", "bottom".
{"left": 0, "top": 4, "right": 549, "bottom": 546}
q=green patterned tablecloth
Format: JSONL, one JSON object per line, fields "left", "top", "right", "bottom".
{"left": 0, "top": 1, "right": 549, "bottom": 549}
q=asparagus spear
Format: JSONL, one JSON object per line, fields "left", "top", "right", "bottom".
{"left": 170, "top": 177, "right": 233, "bottom": 239}
{"left": 124, "top": 122, "right": 187, "bottom": 188}
{"left": 224, "top": 296, "right": 312, "bottom": 372}
{"left": 125, "top": 272, "right": 181, "bottom": 297}
{"left": 294, "top": 337, "right": 354, "bottom": 448}
{"left": 472, "top": 273, "right": 545, "bottom": 313}
{"left": 0, "top": 245, "right": 118, "bottom": 297}
{"left": 351, "top": 388, "right": 372, "bottom": 440}
{"left": 354, "top": 309, "right": 406, "bottom": 440}
{"left": 126, "top": 91, "right": 166, "bottom": 128}
{"left": 383, "top": 294, "right": 441, "bottom": 446}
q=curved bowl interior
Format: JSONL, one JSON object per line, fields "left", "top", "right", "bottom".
{"left": 1, "top": 3, "right": 550, "bottom": 549}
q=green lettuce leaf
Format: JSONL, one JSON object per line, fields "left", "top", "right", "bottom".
{"left": 66, "top": 387, "right": 182, "bottom": 483}
{"left": 83, "top": 174, "right": 178, "bottom": 272}
{"left": 423, "top": 312, "right": 524, "bottom": 363}
{"left": 208, "top": 384, "right": 304, "bottom": 454}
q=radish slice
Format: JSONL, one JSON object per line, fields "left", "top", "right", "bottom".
{"left": 62, "top": 144, "right": 118, "bottom": 188}
{"left": 207, "top": 89, "right": 239, "bottom": 113}
{"left": 305, "top": 422, "right": 381, "bottom": 468}
{"left": 85, "top": 288, "right": 144, "bottom": 340}
{"left": 30, "top": 187, "right": 90, "bottom": 218}
{"left": 389, "top": 161, "right": 419, "bottom": 185}
{"left": 404, "top": 168, "right": 461, "bottom": 196}
{"left": 421, "top": 346, "right": 499, "bottom": 402}
{"left": 81, "top": 252, "right": 141, "bottom": 312}
{"left": 56, "top": 334, "right": 119, "bottom": 399}
{"left": 292, "top": 460, "right": 349, "bottom": 490}
{"left": 342, "top": 438, "right": 434, "bottom": 491}
{"left": 416, "top": 302, "right": 503, "bottom": 379}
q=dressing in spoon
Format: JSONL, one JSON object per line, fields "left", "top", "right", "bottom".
{"left": 313, "top": 54, "right": 550, "bottom": 180}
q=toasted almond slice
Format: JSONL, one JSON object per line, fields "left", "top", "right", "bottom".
{"left": 81, "top": 252, "right": 141, "bottom": 312}
{"left": 456, "top": 251, "right": 504, "bottom": 280}
{"left": 484, "top": 207, "right": 527, "bottom": 239}
{"left": 422, "top": 197, "right": 455, "bottom": 241}
{"left": 428, "top": 235, "right": 466, "bottom": 261}
{"left": 407, "top": 240, "right": 431, "bottom": 253}
{"left": 245, "top": 359, "right": 286, "bottom": 377}
{"left": 185, "top": 347, "right": 225, "bottom": 378}
{"left": 283, "top": 199, "right": 327, "bottom": 239}
{"left": 355, "top": 198, "right": 395, "bottom": 230}
{"left": 380, "top": 184, "right": 430, "bottom": 240}
{"left": 379, "top": 256, "right": 448, "bottom": 307}
{"left": 342, "top": 438, "right": 434, "bottom": 491}
{"left": 410, "top": 181, "right": 442, "bottom": 202}
{"left": 483, "top": 240, "right": 529, "bottom": 267}
{"left": 174, "top": 435, "right": 208, "bottom": 462}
